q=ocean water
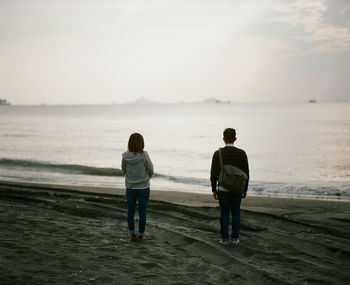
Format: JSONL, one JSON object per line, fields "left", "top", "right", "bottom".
{"left": 0, "top": 103, "right": 349, "bottom": 199}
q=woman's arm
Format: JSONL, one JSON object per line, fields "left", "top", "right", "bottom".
{"left": 144, "top": 152, "right": 154, "bottom": 178}
{"left": 121, "top": 157, "right": 126, "bottom": 176}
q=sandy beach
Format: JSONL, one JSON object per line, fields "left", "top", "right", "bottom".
{"left": 0, "top": 180, "right": 349, "bottom": 284}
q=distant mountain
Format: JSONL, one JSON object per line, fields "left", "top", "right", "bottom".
{"left": 0, "top": 98, "right": 11, "bottom": 105}
{"left": 131, "top": 97, "right": 160, "bottom": 104}
{"left": 202, "top": 97, "right": 230, "bottom": 104}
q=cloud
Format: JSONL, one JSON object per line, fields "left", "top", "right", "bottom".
{"left": 1, "top": 0, "right": 349, "bottom": 104}
{"left": 275, "top": 0, "right": 350, "bottom": 54}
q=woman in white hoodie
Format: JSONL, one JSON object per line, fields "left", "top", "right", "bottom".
{"left": 122, "top": 133, "right": 154, "bottom": 242}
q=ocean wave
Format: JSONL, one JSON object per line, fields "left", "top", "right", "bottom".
{"left": 249, "top": 182, "right": 350, "bottom": 199}
{"left": 152, "top": 174, "right": 350, "bottom": 198}
{"left": 0, "top": 158, "right": 349, "bottom": 199}
{"left": 0, "top": 158, "right": 209, "bottom": 185}
{"left": 153, "top": 173, "right": 210, "bottom": 187}
{"left": 0, "top": 158, "right": 123, "bottom": 177}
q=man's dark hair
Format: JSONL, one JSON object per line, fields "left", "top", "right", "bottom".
{"left": 128, "top": 133, "right": 144, "bottom": 153}
{"left": 223, "top": 128, "right": 236, "bottom": 143}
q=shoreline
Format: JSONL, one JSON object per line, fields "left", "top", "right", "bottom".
{"left": 1, "top": 180, "right": 350, "bottom": 284}
{"left": 1, "top": 178, "right": 349, "bottom": 203}
{"left": 1, "top": 179, "right": 349, "bottom": 229}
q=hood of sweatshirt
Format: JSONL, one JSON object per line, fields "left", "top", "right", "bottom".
{"left": 122, "top": 151, "right": 145, "bottom": 164}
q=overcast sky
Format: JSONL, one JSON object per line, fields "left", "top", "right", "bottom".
{"left": 1, "top": 0, "right": 349, "bottom": 104}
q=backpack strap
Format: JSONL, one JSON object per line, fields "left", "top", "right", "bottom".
{"left": 218, "top": 148, "right": 224, "bottom": 172}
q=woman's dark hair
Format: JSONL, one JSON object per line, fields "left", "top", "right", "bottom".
{"left": 223, "top": 128, "right": 236, "bottom": 143}
{"left": 128, "top": 133, "right": 144, "bottom": 153}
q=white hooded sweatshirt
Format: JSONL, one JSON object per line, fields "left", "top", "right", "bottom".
{"left": 121, "top": 151, "right": 154, "bottom": 189}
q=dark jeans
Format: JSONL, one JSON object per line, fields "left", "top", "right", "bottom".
{"left": 218, "top": 190, "right": 242, "bottom": 240}
{"left": 126, "top": 188, "right": 150, "bottom": 236}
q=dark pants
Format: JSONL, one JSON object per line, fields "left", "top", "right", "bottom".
{"left": 218, "top": 190, "right": 242, "bottom": 240}
{"left": 126, "top": 188, "right": 150, "bottom": 236}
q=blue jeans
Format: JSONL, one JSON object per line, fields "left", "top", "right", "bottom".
{"left": 126, "top": 188, "right": 150, "bottom": 236}
{"left": 218, "top": 191, "right": 242, "bottom": 240}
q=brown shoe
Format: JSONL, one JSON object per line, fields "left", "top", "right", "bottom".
{"left": 136, "top": 236, "right": 146, "bottom": 242}
{"left": 130, "top": 234, "right": 138, "bottom": 242}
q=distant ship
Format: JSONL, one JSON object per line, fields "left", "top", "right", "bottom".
{"left": 308, "top": 100, "right": 317, "bottom": 103}
{"left": 0, "top": 98, "right": 11, "bottom": 105}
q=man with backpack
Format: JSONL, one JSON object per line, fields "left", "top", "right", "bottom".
{"left": 210, "top": 128, "right": 250, "bottom": 245}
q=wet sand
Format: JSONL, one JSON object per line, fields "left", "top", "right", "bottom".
{"left": 1, "top": 180, "right": 349, "bottom": 284}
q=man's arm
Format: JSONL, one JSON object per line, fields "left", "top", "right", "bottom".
{"left": 242, "top": 151, "right": 249, "bottom": 195}
{"left": 210, "top": 151, "right": 220, "bottom": 199}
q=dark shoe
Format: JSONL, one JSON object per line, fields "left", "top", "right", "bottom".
{"left": 137, "top": 236, "right": 147, "bottom": 242}
{"left": 220, "top": 238, "right": 229, "bottom": 245}
{"left": 130, "top": 234, "right": 138, "bottom": 242}
{"left": 231, "top": 238, "right": 240, "bottom": 245}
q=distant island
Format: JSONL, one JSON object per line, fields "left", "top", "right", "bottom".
{"left": 131, "top": 97, "right": 160, "bottom": 105}
{"left": 129, "top": 97, "right": 231, "bottom": 104}
{"left": 0, "top": 98, "right": 11, "bottom": 105}
{"left": 308, "top": 100, "right": 317, "bottom": 103}
{"left": 202, "top": 97, "right": 231, "bottom": 104}
{"left": 115, "top": 96, "right": 231, "bottom": 105}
